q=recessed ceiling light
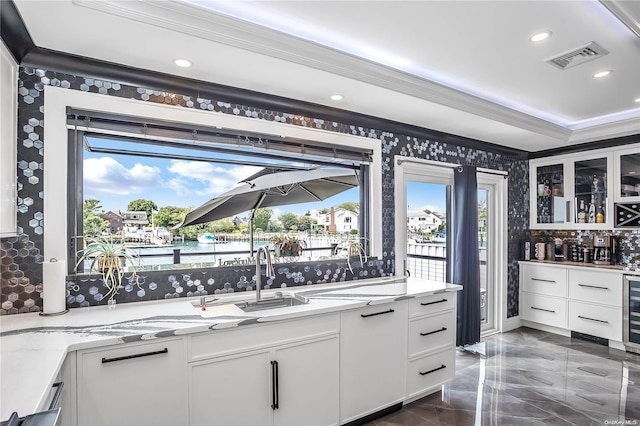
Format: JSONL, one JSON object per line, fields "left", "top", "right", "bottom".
{"left": 593, "top": 70, "right": 612, "bottom": 78}
{"left": 529, "top": 31, "right": 552, "bottom": 42}
{"left": 330, "top": 94, "right": 344, "bottom": 101}
{"left": 174, "top": 58, "right": 192, "bottom": 68}
{"left": 635, "top": 97, "right": 640, "bottom": 103}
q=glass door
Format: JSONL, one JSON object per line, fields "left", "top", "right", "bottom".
{"left": 533, "top": 162, "right": 566, "bottom": 226}
{"left": 573, "top": 157, "right": 608, "bottom": 225}
{"left": 395, "top": 159, "right": 506, "bottom": 334}
{"left": 615, "top": 148, "right": 640, "bottom": 202}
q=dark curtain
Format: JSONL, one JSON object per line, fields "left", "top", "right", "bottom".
{"left": 453, "top": 165, "right": 481, "bottom": 347}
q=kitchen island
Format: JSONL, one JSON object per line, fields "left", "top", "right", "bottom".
{"left": 1, "top": 276, "right": 461, "bottom": 425}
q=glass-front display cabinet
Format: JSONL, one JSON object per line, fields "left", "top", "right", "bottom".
{"left": 573, "top": 157, "right": 608, "bottom": 225}
{"left": 531, "top": 160, "right": 567, "bottom": 228}
{"left": 530, "top": 153, "right": 614, "bottom": 229}
{"left": 614, "top": 146, "right": 640, "bottom": 202}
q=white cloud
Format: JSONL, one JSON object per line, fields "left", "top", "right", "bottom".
{"left": 167, "top": 161, "right": 261, "bottom": 196}
{"left": 83, "top": 157, "right": 162, "bottom": 195}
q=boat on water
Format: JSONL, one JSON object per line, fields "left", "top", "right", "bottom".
{"left": 431, "top": 232, "right": 447, "bottom": 243}
{"left": 197, "top": 233, "right": 218, "bottom": 244}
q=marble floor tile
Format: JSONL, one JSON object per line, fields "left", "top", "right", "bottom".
{"left": 366, "top": 327, "right": 640, "bottom": 425}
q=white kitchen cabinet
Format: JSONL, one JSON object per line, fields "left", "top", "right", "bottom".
{"left": 76, "top": 338, "right": 188, "bottom": 426}
{"left": 405, "top": 293, "right": 457, "bottom": 402}
{"left": 340, "top": 301, "right": 408, "bottom": 424}
{"left": 520, "top": 263, "right": 624, "bottom": 346}
{"left": 273, "top": 335, "right": 339, "bottom": 426}
{"left": 190, "top": 348, "right": 272, "bottom": 426}
{"left": 521, "top": 263, "right": 569, "bottom": 329}
{"left": 0, "top": 41, "right": 17, "bottom": 238}
{"left": 188, "top": 314, "right": 340, "bottom": 426}
{"left": 567, "top": 268, "right": 622, "bottom": 342}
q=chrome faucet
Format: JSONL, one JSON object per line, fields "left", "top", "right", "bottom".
{"left": 255, "top": 246, "right": 275, "bottom": 302}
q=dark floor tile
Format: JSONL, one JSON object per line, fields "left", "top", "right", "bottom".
{"left": 365, "top": 327, "right": 640, "bottom": 425}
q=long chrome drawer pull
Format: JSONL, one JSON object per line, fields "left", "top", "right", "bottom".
{"left": 361, "top": 309, "right": 395, "bottom": 318}
{"left": 420, "top": 299, "right": 448, "bottom": 306}
{"left": 531, "top": 306, "right": 555, "bottom": 313}
{"left": 578, "top": 315, "right": 609, "bottom": 324}
{"left": 102, "top": 348, "right": 168, "bottom": 363}
{"left": 420, "top": 327, "right": 447, "bottom": 336}
{"left": 531, "top": 278, "right": 556, "bottom": 283}
{"left": 419, "top": 365, "right": 446, "bottom": 376}
{"left": 578, "top": 284, "right": 609, "bottom": 290}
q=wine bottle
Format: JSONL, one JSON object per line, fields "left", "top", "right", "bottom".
{"left": 588, "top": 196, "right": 596, "bottom": 223}
{"left": 577, "top": 200, "right": 586, "bottom": 223}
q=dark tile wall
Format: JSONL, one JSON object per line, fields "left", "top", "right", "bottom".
{"left": 0, "top": 66, "right": 528, "bottom": 316}
{"left": 530, "top": 229, "right": 640, "bottom": 266}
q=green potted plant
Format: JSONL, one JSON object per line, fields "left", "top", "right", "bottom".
{"left": 74, "top": 235, "right": 139, "bottom": 307}
{"left": 269, "top": 234, "right": 306, "bottom": 257}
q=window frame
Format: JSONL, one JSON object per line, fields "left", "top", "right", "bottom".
{"left": 46, "top": 87, "right": 382, "bottom": 274}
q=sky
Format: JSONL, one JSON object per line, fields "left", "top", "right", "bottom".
{"left": 82, "top": 137, "right": 360, "bottom": 218}
{"left": 83, "top": 137, "right": 470, "bottom": 219}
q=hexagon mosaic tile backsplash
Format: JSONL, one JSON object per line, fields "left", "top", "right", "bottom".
{"left": 5, "top": 64, "right": 630, "bottom": 318}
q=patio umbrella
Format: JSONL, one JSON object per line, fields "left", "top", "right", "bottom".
{"left": 175, "top": 167, "right": 359, "bottom": 254}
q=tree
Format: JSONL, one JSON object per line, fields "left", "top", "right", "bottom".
{"left": 253, "top": 208, "right": 273, "bottom": 231}
{"left": 318, "top": 208, "right": 330, "bottom": 214}
{"left": 298, "top": 215, "right": 317, "bottom": 232}
{"left": 279, "top": 212, "right": 300, "bottom": 231}
{"left": 338, "top": 202, "right": 359, "bottom": 213}
{"left": 84, "top": 199, "right": 104, "bottom": 215}
{"left": 82, "top": 199, "right": 109, "bottom": 236}
{"left": 127, "top": 199, "right": 158, "bottom": 217}
{"left": 154, "top": 206, "right": 190, "bottom": 229}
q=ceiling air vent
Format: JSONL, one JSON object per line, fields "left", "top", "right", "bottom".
{"left": 546, "top": 42, "right": 609, "bottom": 70}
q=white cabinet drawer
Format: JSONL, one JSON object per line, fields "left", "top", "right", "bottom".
{"left": 406, "top": 348, "right": 455, "bottom": 400}
{"left": 408, "top": 311, "right": 455, "bottom": 357}
{"left": 521, "top": 293, "right": 567, "bottom": 328}
{"left": 522, "top": 265, "right": 567, "bottom": 297}
{"left": 568, "top": 270, "right": 621, "bottom": 307}
{"left": 189, "top": 313, "right": 339, "bottom": 361}
{"left": 408, "top": 293, "right": 455, "bottom": 317}
{"left": 568, "top": 300, "right": 622, "bottom": 342}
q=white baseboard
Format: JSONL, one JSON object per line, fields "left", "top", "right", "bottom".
{"left": 501, "top": 315, "right": 521, "bottom": 332}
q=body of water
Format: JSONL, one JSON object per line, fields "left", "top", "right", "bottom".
{"left": 127, "top": 240, "right": 270, "bottom": 267}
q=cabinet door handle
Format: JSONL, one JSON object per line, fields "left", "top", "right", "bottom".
{"left": 419, "top": 365, "right": 446, "bottom": 376}
{"left": 531, "top": 306, "right": 555, "bottom": 313}
{"left": 420, "top": 299, "right": 447, "bottom": 306}
{"left": 101, "top": 348, "right": 168, "bottom": 364}
{"left": 271, "top": 360, "right": 279, "bottom": 410}
{"left": 578, "top": 284, "right": 609, "bottom": 290}
{"left": 578, "top": 315, "right": 609, "bottom": 324}
{"left": 531, "top": 278, "right": 556, "bottom": 283}
{"left": 361, "top": 309, "right": 395, "bottom": 318}
{"left": 420, "top": 327, "right": 447, "bottom": 336}
{"left": 48, "top": 382, "right": 64, "bottom": 410}
{"left": 566, "top": 200, "right": 571, "bottom": 223}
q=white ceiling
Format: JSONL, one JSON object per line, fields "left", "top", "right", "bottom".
{"left": 13, "top": 0, "right": 640, "bottom": 152}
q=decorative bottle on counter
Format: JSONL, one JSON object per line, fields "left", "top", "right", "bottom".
{"left": 596, "top": 205, "right": 605, "bottom": 223}
{"left": 577, "top": 200, "right": 586, "bottom": 223}
{"left": 588, "top": 196, "right": 596, "bottom": 223}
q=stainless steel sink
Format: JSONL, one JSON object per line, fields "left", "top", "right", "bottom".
{"left": 234, "top": 293, "right": 309, "bottom": 312}
{"left": 192, "top": 292, "right": 309, "bottom": 313}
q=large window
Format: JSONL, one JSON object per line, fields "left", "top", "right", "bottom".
{"left": 67, "top": 110, "right": 371, "bottom": 273}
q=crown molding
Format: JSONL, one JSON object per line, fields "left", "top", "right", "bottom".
{"left": 75, "top": 0, "right": 572, "bottom": 142}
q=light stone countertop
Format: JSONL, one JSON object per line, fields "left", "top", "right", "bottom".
{"left": 0, "top": 276, "right": 461, "bottom": 420}
{"left": 520, "top": 260, "right": 640, "bottom": 274}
